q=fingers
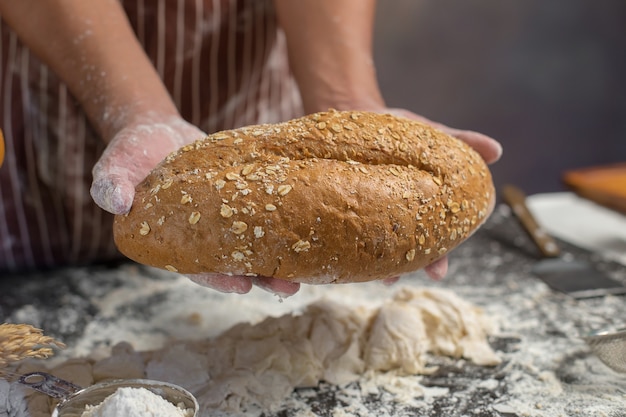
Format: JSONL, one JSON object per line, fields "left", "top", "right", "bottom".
{"left": 382, "top": 255, "right": 448, "bottom": 287}
{"left": 381, "top": 276, "right": 400, "bottom": 286}
{"left": 386, "top": 108, "right": 502, "bottom": 165}
{"left": 186, "top": 273, "right": 253, "bottom": 294}
{"left": 252, "top": 276, "right": 301, "bottom": 298}
{"left": 440, "top": 127, "right": 502, "bottom": 165}
{"left": 186, "top": 273, "right": 301, "bottom": 297}
{"left": 424, "top": 256, "right": 448, "bottom": 280}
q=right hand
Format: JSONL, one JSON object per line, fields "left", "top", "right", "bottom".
{"left": 91, "top": 115, "right": 301, "bottom": 297}
{"left": 91, "top": 115, "right": 206, "bottom": 215}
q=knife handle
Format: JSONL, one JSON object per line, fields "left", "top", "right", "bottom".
{"left": 501, "top": 184, "right": 561, "bottom": 258}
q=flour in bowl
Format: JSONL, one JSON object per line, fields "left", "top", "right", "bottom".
{"left": 80, "top": 387, "right": 193, "bottom": 417}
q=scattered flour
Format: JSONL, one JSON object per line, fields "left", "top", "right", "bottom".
{"left": 133, "top": 287, "right": 499, "bottom": 413}
{"left": 13, "top": 262, "right": 625, "bottom": 417}
{"left": 0, "top": 380, "right": 29, "bottom": 417}
{"left": 6, "top": 208, "right": 626, "bottom": 417}
{"left": 80, "top": 387, "right": 193, "bottom": 417}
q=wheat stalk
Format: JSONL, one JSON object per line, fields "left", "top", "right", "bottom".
{"left": 0, "top": 323, "right": 66, "bottom": 373}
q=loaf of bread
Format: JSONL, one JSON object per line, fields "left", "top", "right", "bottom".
{"left": 113, "top": 110, "right": 495, "bottom": 283}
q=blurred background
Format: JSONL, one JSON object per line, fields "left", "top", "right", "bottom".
{"left": 373, "top": 0, "right": 626, "bottom": 198}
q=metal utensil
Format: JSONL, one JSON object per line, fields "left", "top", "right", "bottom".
{"left": 583, "top": 327, "right": 626, "bottom": 373}
{"left": 18, "top": 372, "right": 199, "bottom": 417}
{"left": 502, "top": 184, "right": 626, "bottom": 299}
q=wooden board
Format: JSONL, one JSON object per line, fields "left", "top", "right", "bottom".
{"left": 563, "top": 163, "right": 626, "bottom": 215}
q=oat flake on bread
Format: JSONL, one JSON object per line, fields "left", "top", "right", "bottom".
{"left": 113, "top": 110, "right": 495, "bottom": 283}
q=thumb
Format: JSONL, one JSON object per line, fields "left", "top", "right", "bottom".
{"left": 91, "top": 170, "right": 136, "bottom": 215}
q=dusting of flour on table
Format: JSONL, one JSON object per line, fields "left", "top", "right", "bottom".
{"left": 80, "top": 387, "right": 193, "bottom": 417}
{"left": 123, "top": 287, "right": 499, "bottom": 413}
{"left": 6, "top": 210, "right": 626, "bottom": 417}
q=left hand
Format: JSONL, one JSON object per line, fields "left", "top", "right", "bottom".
{"left": 386, "top": 108, "right": 502, "bottom": 165}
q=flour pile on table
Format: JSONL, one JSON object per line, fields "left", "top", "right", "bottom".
{"left": 21, "top": 287, "right": 500, "bottom": 416}
{"left": 146, "top": 287, "right": 500, "bottom": 412}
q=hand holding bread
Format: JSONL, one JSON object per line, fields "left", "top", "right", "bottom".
{"left": 91, "top": 116, "right": 207, "bottom": 215}
{"left": 113, "top": 110, "right": 495, "bottom": 284}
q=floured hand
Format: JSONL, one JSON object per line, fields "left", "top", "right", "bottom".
{"left": 91, "top": 115, "right": 206, "bottom": 215}
{"left": 91, "top": 116, "right": 300, "bottom": 297}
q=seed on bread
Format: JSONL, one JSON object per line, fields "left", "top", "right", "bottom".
{"left": 189, "top": 212, "right": 201, "bottom": 224}
{"left": 231, "top": 221, "right": 248, "bottom": 234}
{"left": 139, "top": 221, "right": 151, "bottom": 236}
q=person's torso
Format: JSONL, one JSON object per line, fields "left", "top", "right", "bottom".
{"left": 0, "top": 0, "right": 303, "bottom": 273}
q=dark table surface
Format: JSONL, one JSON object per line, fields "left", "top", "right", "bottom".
{"left": 1, "top": 206, "right": 625, "bottom": 417}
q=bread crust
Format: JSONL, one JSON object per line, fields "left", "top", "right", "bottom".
{"left": 113, "top": 110, "right": 494, "bottom": 283}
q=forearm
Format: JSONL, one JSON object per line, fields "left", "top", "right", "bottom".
{"left": 0, "top": 0, "right": 178, "bottom": 141}
{"left": 274, "top": 0, "right": 385, "bottom": 114}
